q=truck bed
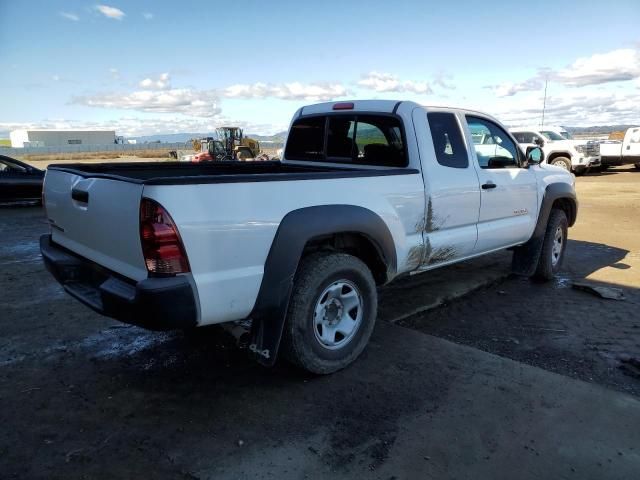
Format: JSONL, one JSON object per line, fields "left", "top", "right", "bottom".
{"left": 48, "top": 161, "right": 417, "bottom": 185}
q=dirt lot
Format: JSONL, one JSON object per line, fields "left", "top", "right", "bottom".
{"left": 1, "top": 168, "right": 639, "bottom": 479}
{"left": 402, "top": 166, "right": 640, "bottom": 396}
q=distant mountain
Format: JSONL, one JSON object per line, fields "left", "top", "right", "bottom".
{"left": 565, "top": 125, "right": 638, "bottom": 135}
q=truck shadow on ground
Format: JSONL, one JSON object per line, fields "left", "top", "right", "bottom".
{"left": 400, "top": 238, "right": 640, "bottom": 397}
{"left": 584, "top": 166, "right": 640, "bottom": 177}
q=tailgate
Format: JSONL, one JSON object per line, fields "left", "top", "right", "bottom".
{"left": 44, "top": 169, "right": 148, "bottom": 281}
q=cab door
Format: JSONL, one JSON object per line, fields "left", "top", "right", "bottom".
{"left": 412, "top": 109, "right": 481, "bottom": 268}
{"left": 463, "top": 116, "right": 538, "bottom": 253}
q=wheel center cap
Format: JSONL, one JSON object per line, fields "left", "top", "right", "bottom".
{"left": 324, "top": 299, "right": 343, "bottom": 325}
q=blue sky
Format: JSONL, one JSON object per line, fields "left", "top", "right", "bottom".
{"left": 1, "top": 0, "right": 639, "bottom": 136}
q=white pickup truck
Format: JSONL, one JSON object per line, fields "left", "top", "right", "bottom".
{"left": 40, "top": 100, "right": 578, "bottom": 374}
{"left": 510, "top": 127, "right": 600, "bottom": 175}
{"left": 599, "top": 127, "right": 640, "bottom": 170}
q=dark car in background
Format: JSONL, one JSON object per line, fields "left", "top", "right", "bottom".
{"left": 0, "top": 155, "right": 44, "bottom": 204}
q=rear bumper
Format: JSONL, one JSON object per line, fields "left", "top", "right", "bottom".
{"left": 40, "top": 235, "right": 197, "bottom": 330}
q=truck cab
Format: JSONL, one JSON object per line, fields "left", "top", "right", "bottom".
{"left": 511, "top": 126, "right": 600, "bottom": 175}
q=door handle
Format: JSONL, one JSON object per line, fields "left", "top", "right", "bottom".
{"left": 71, "top": 188, "right": 89, "bottom": 203}
{"left": 482, "top": 182, "right": 497, "bottom": 190}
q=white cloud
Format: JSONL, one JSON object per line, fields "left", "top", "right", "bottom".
{"left": 489, "top": 90, "right": 640, "bottom": 127}
{"left": 109, "top": 68, "right": 120, "bottom": 80}
{"left": 432, "top": 72, "right": 456, "bottom": 90}
{"left": 72, "top": 88, "right": 221, "bottom": 117}
{"left": 139, "top": 73, "right": 171, "bottom": 90}
{"left": 487, "top": 48, "right": 640, "bottom": 97}
{"left": 554, "top": 48, "right": 640, "bottom": 87}
{"left": 60, "top": 12, "right": 79, "bottom": 21}
{"left": 224, "top": 82, "right": 348, "bottom": 101}
{"left": 95, "top": 5, "right": 125, "bottom": 20}
{"left": 357, "top": 71, "right": 432, "bottom": 94}
{"left": 489, "top": 78, "right": 544, "bottom": 97}
{"left": 142, "top": 12, "right": 153, "bottom": 20}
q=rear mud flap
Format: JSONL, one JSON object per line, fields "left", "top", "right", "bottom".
{"left": 248, "top": 276, "right": 295, "bottom": 367}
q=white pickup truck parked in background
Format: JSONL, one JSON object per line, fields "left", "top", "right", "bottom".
{"left": 511, "top": 127, "right": 600, "bottom": 175}
{"left": 599, "top": 127, "right": 640, "bottom": 170}
{"left": 40, "top": 100, "right": 578, "bottom": 374}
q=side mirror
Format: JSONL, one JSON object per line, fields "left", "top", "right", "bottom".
{"left": 526, "top": 146, "right": 544, "bottom": 166}
{"left": 534, "top": 137, "right": 545, "bottom": 147}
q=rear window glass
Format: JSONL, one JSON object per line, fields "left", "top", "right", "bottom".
{"left": 285, "top": 116, "right": 325, "bottom": 161}
{"left": 285, "top": 114, "right": 406, "bottom": 167}
{"left": 427, "top": 112, "right": 468, "bottom": 168}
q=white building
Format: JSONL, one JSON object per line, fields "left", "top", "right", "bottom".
{"left": 9, "top": 129, "right": 116, "bottom": 148}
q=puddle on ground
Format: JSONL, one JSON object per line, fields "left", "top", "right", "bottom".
{"left": 0, "top": 240, "right": 41, "bottom": 265}
{"left": 0, "top": 326, "right": 177, "bottom": 368}
{"left": 555, "top": 274, "right": 572, "bottom": 288}
{"left": 79, "top": 327, "right": 175, "bottom": 359}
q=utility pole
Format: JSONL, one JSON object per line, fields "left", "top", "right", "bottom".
{"left": 541, "top": 78, "right": 548, "bottom": 128}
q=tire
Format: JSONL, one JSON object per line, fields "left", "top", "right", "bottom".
{"left": 550, "top": 157, "right": 572, "bottom": 172}
{"left": 599, "top": 165, "right": 610, "bottom": 172}
{"left": 281, "top": 252, "right": 377, "bottom": 374}
{"left": 533, "top": 209, "right": 568, "bottom": 281}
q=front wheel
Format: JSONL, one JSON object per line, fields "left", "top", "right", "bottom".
{"left": 550, "top": 157, "right": 572, "bottom": 172}
{"left": 533, "top": 209, "right": 568, "bottom": 281}
{"left": 281, "top": 252, "right": 377, "bottom": 374}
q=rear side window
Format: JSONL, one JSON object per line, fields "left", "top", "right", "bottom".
{"left": 285, "top": 116, "right": 325, "bottom": 160}
{"left": 285, "top": 114, "right": 406, "bottom": 167}
{"left": 427, "top": 112, "right": 468, "bottom": 168}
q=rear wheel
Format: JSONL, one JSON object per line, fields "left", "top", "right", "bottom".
{"left": 533, "top": 209, "right": 568, "bottom": 281}
{"left": 550, "top": 157, "right": 572, "bottom": 172}
{"left": 281, "top": 252, "right": 377, "bottom": 374}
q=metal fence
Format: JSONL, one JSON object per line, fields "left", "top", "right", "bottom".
{"left": 0, "top": 142, "right": 191, "bottom": 156}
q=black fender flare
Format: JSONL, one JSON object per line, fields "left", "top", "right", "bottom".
{"left": 512, "top": 182, "right": 577, "bottom": 276}
{"left": 248, "top": 205, "right": 396, "bottom": 366}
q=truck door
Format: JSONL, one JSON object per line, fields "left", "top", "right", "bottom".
{"left": 463, "top": 115, "right": 538, "bottom": 253}
{"left": 412, "top": 109, "right": 481, "bottom": 267}
{"left": 623, "top": 128, "right": 640, "bottom": 163}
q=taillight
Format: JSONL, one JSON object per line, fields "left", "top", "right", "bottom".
{"left": 139, "top": 198, "right": 190, "bottom": 276}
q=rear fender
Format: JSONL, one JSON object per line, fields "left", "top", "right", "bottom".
{"left": 248, "top": 205, "right": 396, "bottom": 366}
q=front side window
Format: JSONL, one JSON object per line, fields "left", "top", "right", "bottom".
{"left": 466, "top": 116, "right": 520, "bottom": 169}
{"left": 512, "top": 132, "right": 527, "bottom": 143}
{"left": 540, "top": 131, "right": 565, "bottom": 141}
{"left": 427, "top": 112, "right": 468, "bottom": 168}
{"left": 560, "top": 130, "right": 572, "bottom": 139}
{"left": 285, "top": 114, "right": 406, "bottom": 167}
